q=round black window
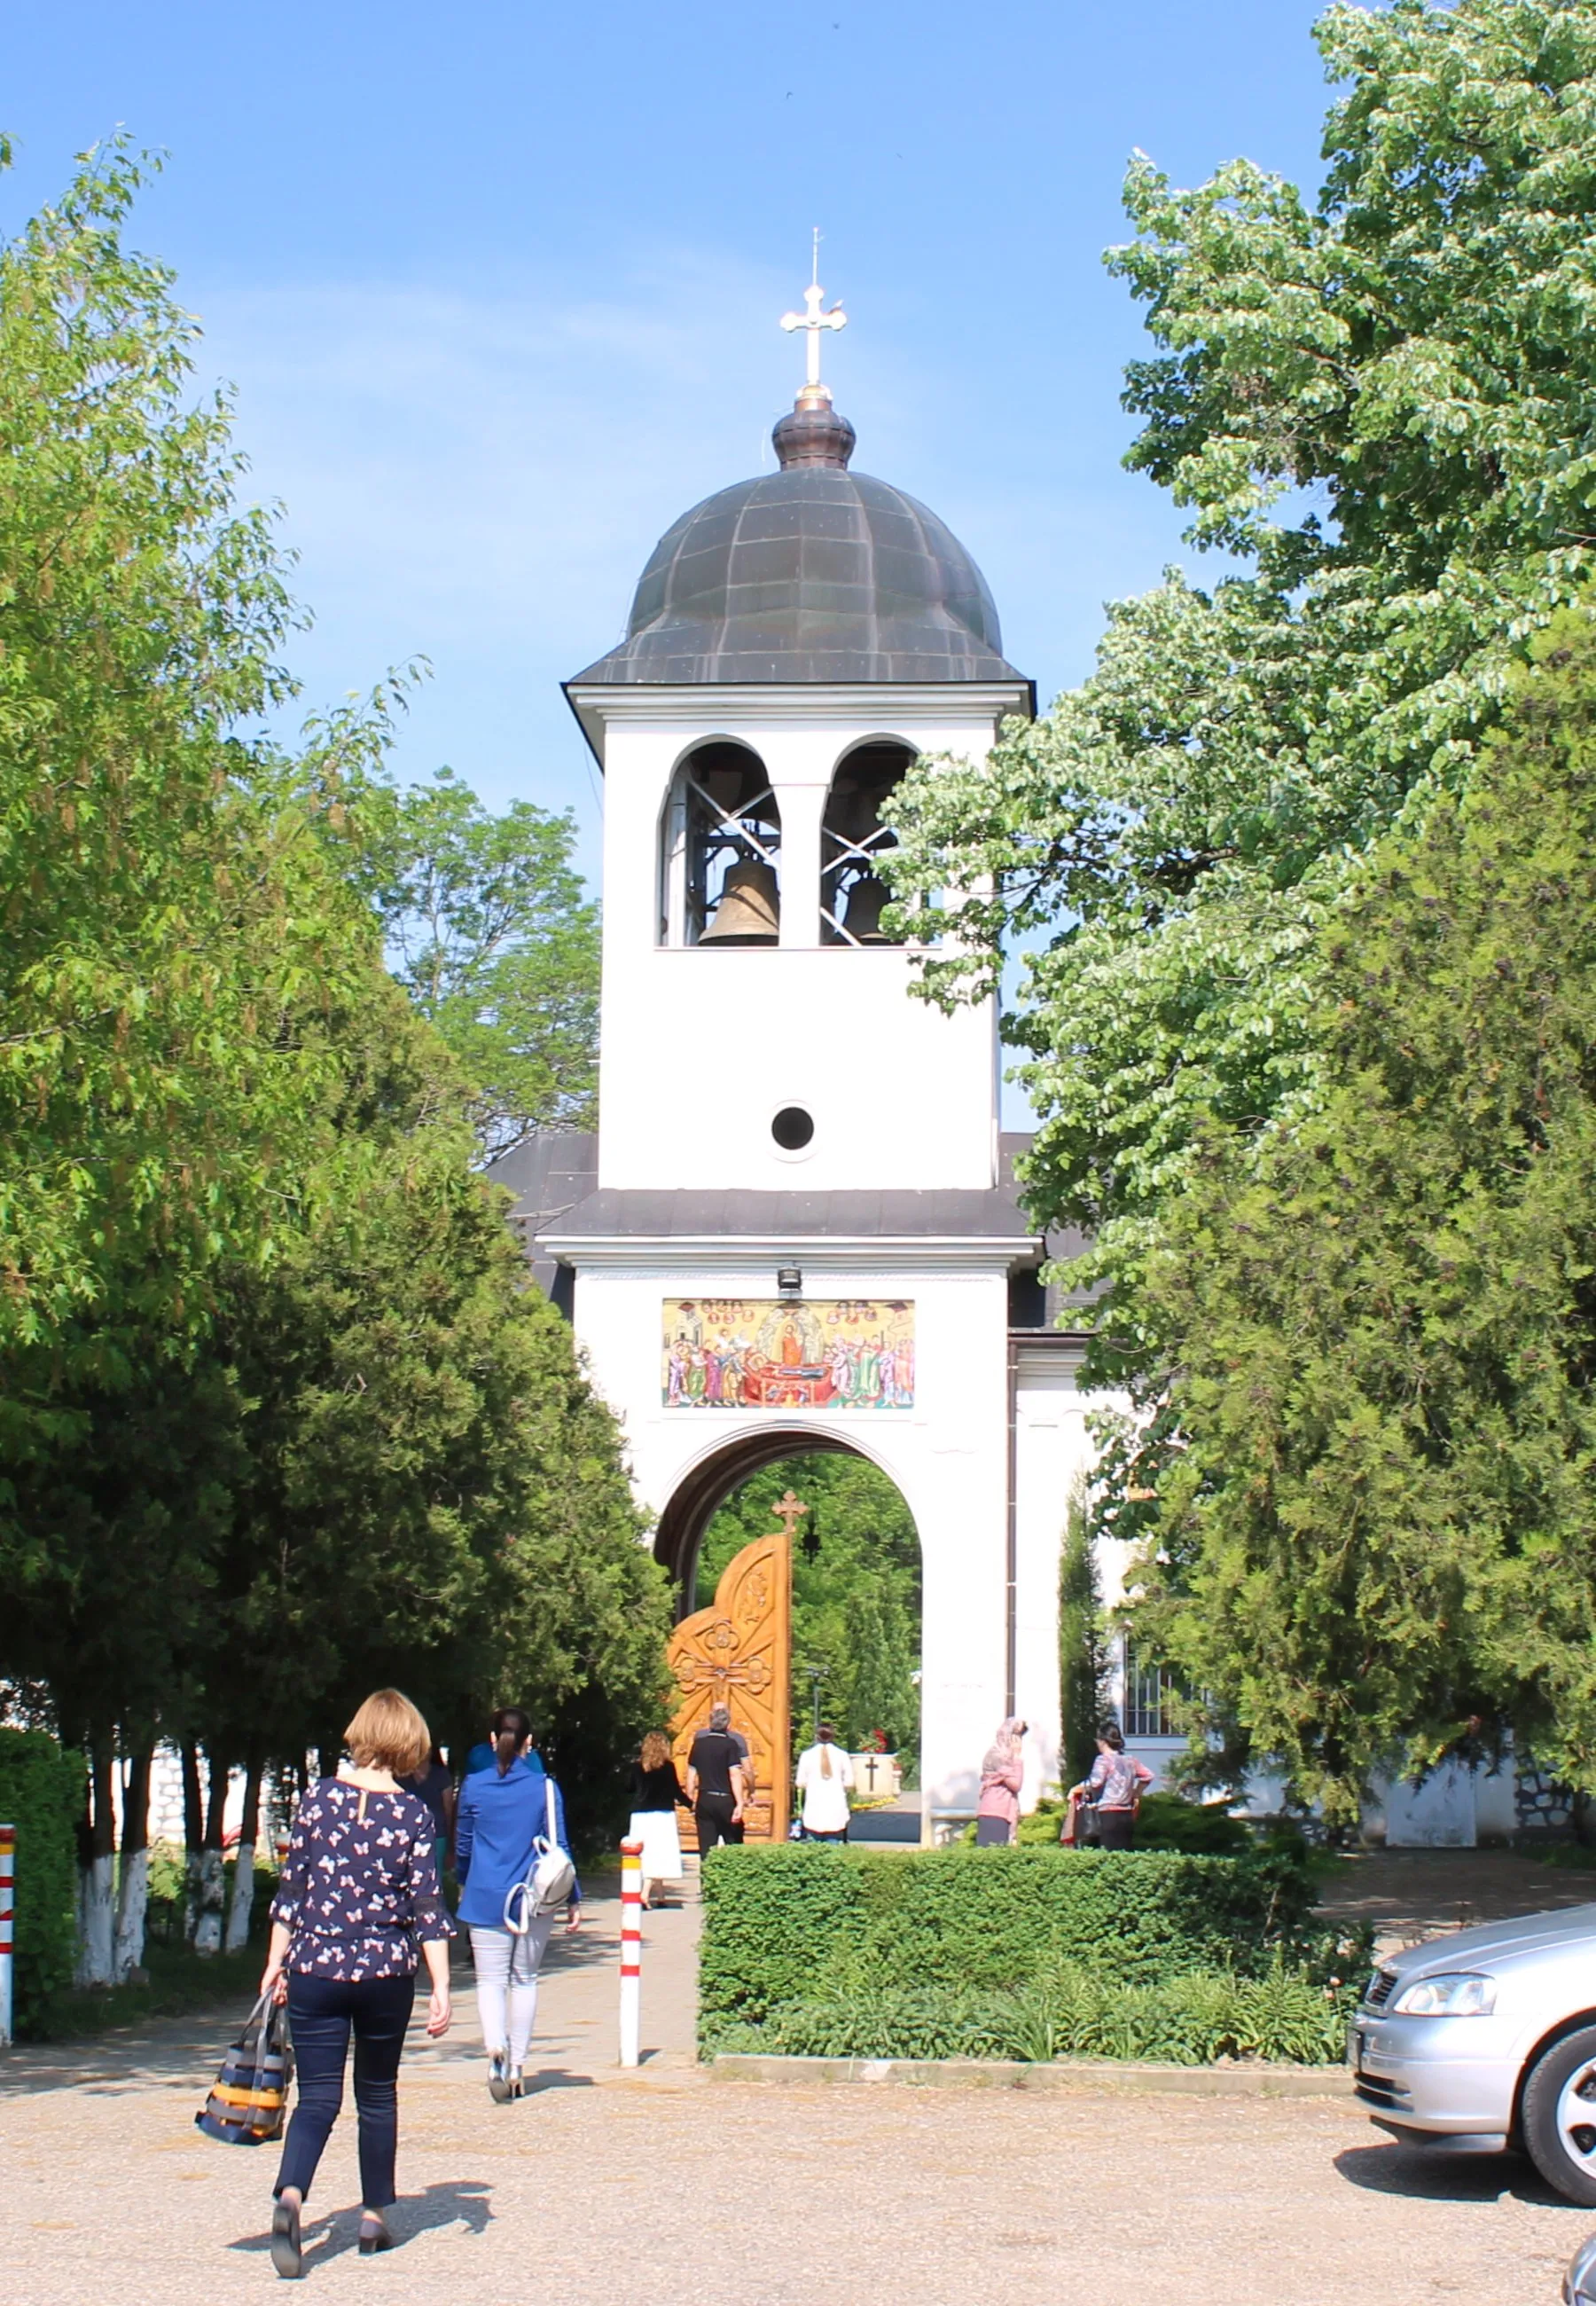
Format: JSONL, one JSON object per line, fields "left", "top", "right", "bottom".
{"left": 771, "top": 1106, "right": 815, "bottom": 1151}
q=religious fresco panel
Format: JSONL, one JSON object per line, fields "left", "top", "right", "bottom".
{"left": 661, "top": 1297, "right": 914, "bottom": 1410}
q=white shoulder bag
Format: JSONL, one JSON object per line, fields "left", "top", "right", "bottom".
{"left": 504, "top": 1775, "right": 575, "bottom": 1933}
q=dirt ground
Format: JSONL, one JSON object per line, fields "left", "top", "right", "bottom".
{"left": 1316, "top": 1846, "right": 1596, "bottom": 1954}
{"left": 4, "top": 1849, "right": 1594, "bottom": 2306}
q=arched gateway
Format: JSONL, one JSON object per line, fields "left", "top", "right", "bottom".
{"left": 653, "top": 1425, "right": 876, "bottom": 1599}
{"left": 492, "top": 275, "right": 1119, "bottom": 1837}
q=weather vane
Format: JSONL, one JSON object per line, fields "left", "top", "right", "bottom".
{"left": 780, "top": 227, "right": 846, "bottom": 396}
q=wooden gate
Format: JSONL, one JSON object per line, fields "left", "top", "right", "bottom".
{"left": 669, "top": 1526, "right": 792, "bottom": 1844}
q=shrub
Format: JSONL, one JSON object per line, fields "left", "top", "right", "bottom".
{"left": 698, "top": 1841, "right": 1318, "bottom": 2047}
{"left": 1002, "top": 1793, "right": 1254, "bottom": 1855}
{"left": 1133, "top": 1792, "right": 1255, "bottom": 1855}
{"left": 722, "top": 1959, "right": 1357, "bottom": 2066}
{"left": 0, "top": 1730, "right": 83, "bottom": 2033}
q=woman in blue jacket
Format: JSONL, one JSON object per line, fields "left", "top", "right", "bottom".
{"left": 454, "top": 1706, "right": 581, "bottom": 2102}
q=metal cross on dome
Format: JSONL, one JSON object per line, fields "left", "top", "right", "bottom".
{"left": 780, "top": 229, "right": 846, "bottom": 391}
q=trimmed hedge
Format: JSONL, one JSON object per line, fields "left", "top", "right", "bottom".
{"left": 698, "top": 1842, "right": 1318, "bottom": 2047}
{"left": 0, "top": 1730, "right": 83, "bottom": 2033}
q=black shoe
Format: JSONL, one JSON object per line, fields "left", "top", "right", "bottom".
{"left": 270, "top": 2197, "right": 303, "bottom": 2280}
{"left": 357, "top": 2218, "right": 393, "bottom": 2256}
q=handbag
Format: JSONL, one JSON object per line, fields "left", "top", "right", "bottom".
{"left": 504, "top": 1774, "right": 575, "bottom": 1933}
{"left": 195, "top": 1990, "right": 294, "bottom": 2145}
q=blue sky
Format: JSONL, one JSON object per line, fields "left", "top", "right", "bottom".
{"left": 9, "top": 0, "right": 1334, "bottom": 870}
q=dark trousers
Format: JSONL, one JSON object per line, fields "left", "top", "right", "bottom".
{"left": 1095, "top": 1808, "right": 1135, "bottom": 1850}
{"left": 275, "top": 1971, "right": 416, "bottom": 2208}
{"left": 695, "top": 1796, "right": 738, "bottom": 1855}
{"left": 974, "top": 1816, "right": 1013, "bottom": 1846}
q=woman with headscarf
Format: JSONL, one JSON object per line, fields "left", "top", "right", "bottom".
{"left": 974, "top": 1718, "right": 1027, "bottom": 1846}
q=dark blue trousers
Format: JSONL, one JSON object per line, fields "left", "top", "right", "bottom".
{"left": 275, "top": 1971, "right": 415, "bottom": 2208}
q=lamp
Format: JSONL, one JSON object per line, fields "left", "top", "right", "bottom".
{"left": 777, "top": 1265, "right": 802, "bottom": 1299}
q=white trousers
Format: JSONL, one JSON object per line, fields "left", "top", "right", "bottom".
{"left": 469, "top": 1918, "right": 554, "bottom": 2068}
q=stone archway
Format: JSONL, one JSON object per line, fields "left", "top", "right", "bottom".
{"left": 656, "top": 1426, "right": 924, "bottom": 1840}
{"left": 653, "top": 1425, "right": 864, "bottom": 1609}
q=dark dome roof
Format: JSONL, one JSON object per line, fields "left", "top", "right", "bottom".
{"left": 570, "top": 400, "right": 1023, "bottom": 686}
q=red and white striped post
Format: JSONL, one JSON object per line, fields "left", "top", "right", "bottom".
{"left": 0, "top": 1823, "right": 15, "bottom": 2049}
{"left": 619, "top": 1835, "right": 643, "bottom": 2067}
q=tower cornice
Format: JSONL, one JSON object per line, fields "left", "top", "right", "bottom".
{"left": 563, "top": 678, "right": 1035, "bottom": 765}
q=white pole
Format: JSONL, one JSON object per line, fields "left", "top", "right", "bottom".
{"left": 0, "top": 1823, "right": 14, "bottom": 2048}
{"left": 619, "top": 1836, "right": 642, "bottom": 2068}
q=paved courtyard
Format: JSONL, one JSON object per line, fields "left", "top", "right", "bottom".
{"left": 2, "top": 1853, "right": 1592, "bottom": 2303}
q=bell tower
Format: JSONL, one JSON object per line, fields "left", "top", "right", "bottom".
{"left": 518, "top": 269, "right": 1100, "bottom": 1849}
{"left": 564, "top": 271, "right": 1033, "bottom": 1196}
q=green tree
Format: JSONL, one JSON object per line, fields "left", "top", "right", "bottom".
{"left": 0, "top": 145, "right": 656, "bottom": 1941}
{"left": 1058, "top": 1487, "right": 1109, "bottom": 1792}
{"left": 0, "top": 142, "right": 376, "bottom": 1433}
{"left": 1130, "top": 610, "right": 1596, "bottom": 1820}
{"left": 369, "top": 766, "right": 598, "bottom": 1157}
{"left": 888, "top": 0, "right": 1596, "bottom": 1378}
{"left": 699, "top": 1454, "right": 921, "bottom": 1772}
{"left": 200, "top": 977, "right": 669, "bottom": 1850}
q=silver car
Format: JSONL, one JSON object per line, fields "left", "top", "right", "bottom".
{"left": 1354, "top": 1902, "right": 1596, "bottom": 2203}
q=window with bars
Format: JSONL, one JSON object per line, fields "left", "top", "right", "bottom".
{"left": 1123, "top": 1649, "right": 1180, "bottom": 1739}
{"left": 820, "top": 741, "right": 912, "bottom": 945}
{"left": 658, "top": 741, "right": 781, "bottom": 946}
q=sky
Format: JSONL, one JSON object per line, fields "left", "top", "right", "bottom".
{"left": 8, "top": 4, "right": 1338, "bottom": 1118}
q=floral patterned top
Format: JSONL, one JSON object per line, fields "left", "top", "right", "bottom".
{"left": 270, "top": 1777, "right": 457, "bottom": 1980}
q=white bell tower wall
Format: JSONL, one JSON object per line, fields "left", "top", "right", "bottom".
{"left": 568, "top": 681, "right": 1023, "bottom": 1195}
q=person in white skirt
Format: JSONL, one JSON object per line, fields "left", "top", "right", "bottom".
{"left": 628, "top": 1730, "right": 692, "bottom": 1908}
{"left": 795, "top": 1724, "right": 855, "bottom": 1841}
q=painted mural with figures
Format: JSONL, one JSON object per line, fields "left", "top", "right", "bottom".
{"left": 661, "top": 1298, "right": 915, "bottom": 1410}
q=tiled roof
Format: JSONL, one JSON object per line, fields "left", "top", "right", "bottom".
{"left": 569, "top": 467, "right": 1026, "bottom": 688}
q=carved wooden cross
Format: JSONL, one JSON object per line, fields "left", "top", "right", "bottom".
{"left": 769, "top": 1489, "right": 809, "bottom": 1543}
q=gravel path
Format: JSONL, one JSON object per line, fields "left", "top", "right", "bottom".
{"left": 3, "top": 1853, "right": 1592, "bottom": 2302}
{"left": 1, "top": 2026, "right": 1584, "bottom": 2305}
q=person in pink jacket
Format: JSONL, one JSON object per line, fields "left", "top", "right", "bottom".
{"left": 974, "top": 1718, "right": 1027, "bottom": 1846}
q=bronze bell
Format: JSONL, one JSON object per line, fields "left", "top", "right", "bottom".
{"left": 841, "top": 874, "right": 894, "bottom": 945}
{"left": 700, "top": 859, "right": 780, "bottom": 945}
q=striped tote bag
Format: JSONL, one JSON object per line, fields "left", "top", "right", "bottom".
{"left": 195, "top": 1992, "right": 294, "bottom": 2145}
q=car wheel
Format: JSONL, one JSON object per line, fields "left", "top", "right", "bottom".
{"left": 1523, "top": 2027, "right": 1596, "bottom": 2206}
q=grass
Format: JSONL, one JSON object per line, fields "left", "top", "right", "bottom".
{"left": 710, "top": 1958, "right": 1359, "bottom": 2066}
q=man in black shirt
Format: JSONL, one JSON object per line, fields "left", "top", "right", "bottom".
{"left": 724, "top": 1724, "right": 752, "bottom": 1843}
{"left": 685, "top": 1704, "right": 747, "bottom": 1858}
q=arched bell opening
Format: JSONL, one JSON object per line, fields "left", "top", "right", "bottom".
{"left": 654, "top": 1425, "right": 924, "bottom": 1800}
{"left": 820, "top": 739, "right": 915, "bottom": 945}
{"left": 658, "top": 740, "right": 781, "bottom": 947}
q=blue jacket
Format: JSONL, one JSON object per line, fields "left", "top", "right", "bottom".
{"left": 454, "top": 1754, "right": 580, "bottom": 1929}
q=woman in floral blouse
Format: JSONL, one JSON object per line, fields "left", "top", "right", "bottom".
{"left": 260, "top": 1689, "right": 455, "bottom": 2279}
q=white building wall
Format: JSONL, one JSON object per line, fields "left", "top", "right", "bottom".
{"left": 581, "top": 687, "right": 1014, "bottom": 1194}
{"left": 569, "top": 1253, "right": 1014, "bottom": 1835}
{"left": 1011, "top": 1342, "right": 1109, "bottom": 1808}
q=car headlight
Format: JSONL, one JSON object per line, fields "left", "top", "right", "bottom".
{"left": 1390, "top": 1972, "right": 1497, "bottom": 2017}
